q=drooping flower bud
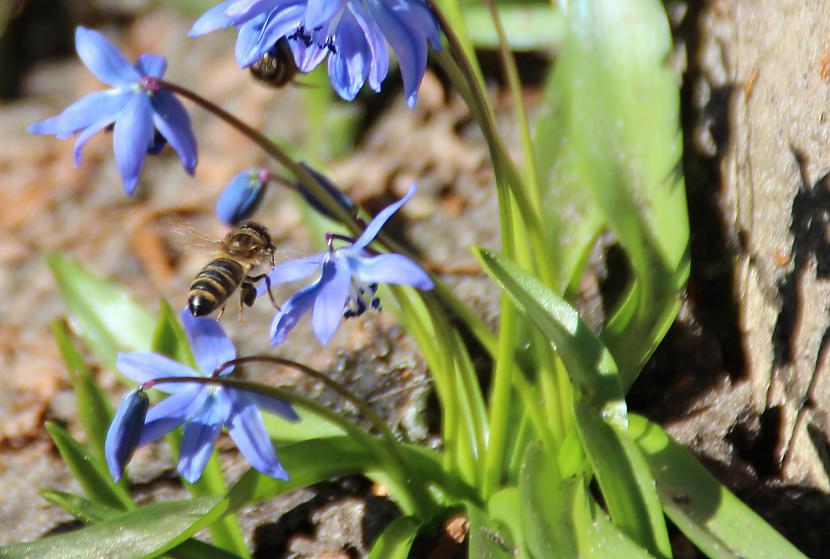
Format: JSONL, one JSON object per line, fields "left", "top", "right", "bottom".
{"left": 296, "top": 163, "right": 357, "bottom": 221}
{"left": 105, "top": 388, "right": 149, "bottom": 481}
{"left": 216, "top": 168, "right": 269, "bottom": 226}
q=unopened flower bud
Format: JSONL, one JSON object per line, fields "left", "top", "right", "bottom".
{"left": 297, "top": 163, "right": 357, "bottom": 221}
{"left": 216, "top": 168, "right": 269, "bottom": 226}
{"left": 105, "top": 388, "right": 149, "bottom": 481}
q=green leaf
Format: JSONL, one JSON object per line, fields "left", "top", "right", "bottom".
{"left": 487, "top": 488, "right": 529, "bottom": 559}
{"left": 40, "top": 490, "right": 245, "bottom": 559}
{"left": 467, "top": 503, "right": 518, "bottom": 559}
{"left": 52, "top": 320, "right": 115, "bottom": 470}
{"left": 463, "top": 4, "right": 564, "bottom": 51}
{"left": 475, "top": 249, "right": 670, "bottom": 557}
{"left": 152, "top": 300, "right": 197, "bottom": 368}
{"left": 45, "top": 422, "right": 133, "bottom": 511}
{"left": 518, "top": 443, "right": 578, "bottom": 558}
{"left": 367, "top": 516, "right": 421, "bottom": 559}
{"left": 263, "top": 407, "right": 345, "bottom": 442}
{"left": 547, "top": 0, "right": 689, "bottom": 385}
{"left": 630, "top": 415, "right": 808, "bottom": 559}
{"left": 0, "top": 496, "right": 227, "bottom": 559}
{"left": 47, "top": 253, "right": 155, "bottom": 367}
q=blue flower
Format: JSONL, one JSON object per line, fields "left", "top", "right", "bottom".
{"left": 106, "top": 309, "right": 299, "bottom": 483}
{"left": 258, "top": 184, "right": 434, "bottom": 345}
{"left": 27, "top": 27, "right": 197, "bottom": 195}
{"left": 216, "top": 168, "right": 269, "bottom": 225}
{"left": 189, "top": 0, "right": 441, "bottom": 106}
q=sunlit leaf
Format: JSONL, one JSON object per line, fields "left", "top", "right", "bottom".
{"left": 476, "top": 249, "right": 670, "bottom": 557}
{"left": 47, "top": 253, "right": 155, "bottom": 367}
{"left": 45, "top": 422, "right": 132, "bottom": 511}
{"left": 487, "top": 488, "right": 529, "bottom": 559}
{"left": 546, "top": 0, "right": 689, "bottom": 385}
{"left": 52, "top": 320, "right": 114, "bottom": 470}
{"left": 367, "top": 516, "right": 421, "bottom": 559}
{"left": 0, "top": 496, "right": 227, "bottom": 559}
{"left": 630, "top": 415, "right": 808, "bottom": 559}
{"left": 463, "top": 4, "right": 564, "bottom": 51}
{"left": 467, "top": 503, "right": 517, "bottom": 559}
{"left": 40, "top": 490, "right": 244, "bottom": 559}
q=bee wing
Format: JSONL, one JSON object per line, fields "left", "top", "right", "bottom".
{"left": 164, "top": 214, "right": 226, "bottom": 254}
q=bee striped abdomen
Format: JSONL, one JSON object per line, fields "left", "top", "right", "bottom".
{"left": 188, "top": 258, "right": 245, "bottom": 317}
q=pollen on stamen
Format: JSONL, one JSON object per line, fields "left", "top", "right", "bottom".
{"left": 140, "top": 76, "right": 161, "bottom": 92}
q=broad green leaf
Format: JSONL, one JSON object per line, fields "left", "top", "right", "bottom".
{"left": 367, "top": 516, "right": 421, "bottom": 559}
{"left": 467, "top": 503, "right": 517, "bottom": 559}
{"left": 40, "top": 490, "right": 245, "bottom": 559}
{"left": 463, "top": 4, "right": 564, "bottom": 51}
{"left": 549, "top": 0, "right": 689, "bottom": 385}
{"left": 519, "top": 443, "right": 578, "bottom": 558}
{"left": 587, "top": 499, "right": 655, "bottom": 558}
{"left": 630, "top": 415, "right": 808, "bottom": 559}
{"left": 152, "top": 300, "right": 197, "bottom": 368}
{"left": 228, "top": 437, "right": 447, "bottom": 507}
{"left": 48, "top": 253, "right": 155, "bottom": 367}
{"left": 263, "top": 407, "right": 345, "bottom": 442}
{"left": 52, "top": 320, "right": 114, "bottom": 470}
{"left": 45, "top": 422, "right": 132, "bottom": 510}
{"left": 487, "top": 488, "right": 529, "bottom": 559}
{"left": 0, "top": 496, "right": 226, "bottom": 559}
{"left": 476, "top": 249, "right": 670, "bottom": 557}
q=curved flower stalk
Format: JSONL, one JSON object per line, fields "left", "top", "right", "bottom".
{"left": 27, "top": 27, "right": 197, "bottom": 195}
{"left": 105, "top": 309, "right": 298, "bottom": 483}
{"left": 189, "top": 0, "right": 441, "bottom": 106}
{"left": 257, "top": 184, "right": 434, "bottom": 345}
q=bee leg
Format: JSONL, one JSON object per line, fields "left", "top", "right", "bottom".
{"left": 246, "top": 274, "right": 280, "bottom": 311}
{"left": 217, "top": 305, "right": 226, "bottom": 321}
{"left": 238, "top": 283, "right": 258, "bottom": 324}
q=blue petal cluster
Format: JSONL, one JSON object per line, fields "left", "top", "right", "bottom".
{"left": 189, "top": 0, "right": 441, "bottom": 106}
{"left": 105, "top": 309, "right": 298, "bottom": 483}
{"left": 258, "top": 184, "right": 434, "bottom": 345}
{"left": 28, "top": 27, "right": 197, "bottom": 195}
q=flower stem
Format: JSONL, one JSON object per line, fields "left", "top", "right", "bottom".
{"left": 160, "top": 80, "right": 357, "bottom": 231}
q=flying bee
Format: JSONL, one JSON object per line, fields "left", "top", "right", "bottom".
{"left": 188, "top": 221, "right": 277, "bottom": 318}
{"left": 249, "top": 39, "right": 298, "bottom": 88}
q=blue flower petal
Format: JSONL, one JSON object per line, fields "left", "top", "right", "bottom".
{"left": 349, "top": 3, "right": 388, "bottom": 91}
{"left": 269, "top": 268, "right": 331, "bottom": 345}
{"left": 304, "top": 0, "right": 347, "bottom": 29}
{"left": 327, "top": 10, "right": 370, "bottom": 101}
{"left": 238, "top": 2, "right": 305, "bottom": 67}
{"left": 189, "top": 0, "right": 236, "bottom": 36}
{"left": 180, "top": 309, "right": 236, "bottom": 376}
{"left": 135, "top": 53, "right": 167, "bottom": 78}
{"left": 27, "top": 90, "right": 131, "bottom": 138}
{"left": 225, "top": 0, "right": 286, "bottom": 21}
{"left": 75, "top": 26, "right": 141, "bottom": 88}
{"left": 113, "top": 94, "right": 154, "bottom": 195}
{"left": 351, "top": 183, "right": 417, "bottom": 250}
{"left": 105, "top": 388, "right": 149, "bottom": 481}
{"left": 178, "top": 391, "right": 231, "bottom": 483}
{"left": 370, "top": 0, "right": 427, "bottom": 107}
{"left": 151, "top": 90, "right": 197, "bottom": 175}
{"left": 289, "top": 34, "right": 328, "bottom": 73}
{"left": 116, "top": 352, "right": 200, "bottom": 392}
{"left": 243, "top": 390, "right": 300, "bottom": 421}
{"left": 351, "top": 253, "right": 434, "bottom": 289}
{"left": 73, "top": 117, "right": 119, "bottom": 167}
{"left": 138, "top": 386, "right": 205, "bottom": 446}
{"left": 257, "top": 253, "right": 325, "bottom": 295}
{"left": 226, "top": 390, "right": 289, "bottom": 479}
{"left": 311, "top": 257, "right": 351, "bottom": 344}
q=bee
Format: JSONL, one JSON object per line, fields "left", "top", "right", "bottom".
{"left": 188, "top": 221, "right": 277, "bottom": 318}
{"left": 249, "top": 39, "right": 298, "bottom": 88}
